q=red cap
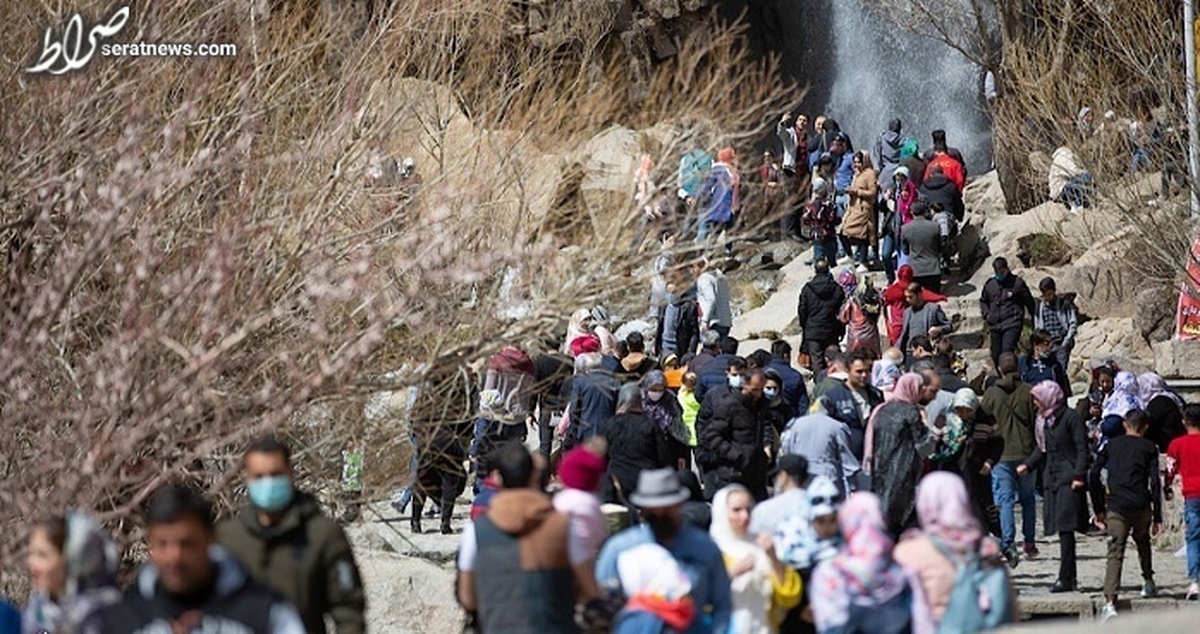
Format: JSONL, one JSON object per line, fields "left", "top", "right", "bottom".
{"left": 558, "top": 447, "right": 607, "bottom": 492}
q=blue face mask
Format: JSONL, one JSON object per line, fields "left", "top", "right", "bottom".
{"left": 764, "top": 388, "right": 779, "bottom": 400}
{"left": 248, "top": 476, "right": 294, "bottom": 512}
{"left": 994, "top": 272, "right": 1007, "bottom": 282}
{"left": 728, "top": 375, "right": 744, "bottom": 389}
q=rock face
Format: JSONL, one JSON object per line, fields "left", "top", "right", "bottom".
{"left": 1154, "top": 339, "right": 1200, "bottom": 379}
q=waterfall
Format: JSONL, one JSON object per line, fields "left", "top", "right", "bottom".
{"left": 822, "top": 0, "right": 992, "bottom": 174}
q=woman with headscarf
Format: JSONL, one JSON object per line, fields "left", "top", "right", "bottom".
{"left": 894, "top": 473, "right": 1017, "bottom": 630}
{"left": 1138, "top": 372, "right": 1186, "bottom": 452}
{"left": 837, "top": 269, "right": 882, "bottom": 359}
{"left": 711, "top": 485, "right": 803, "bottom": 634}
{"left": 1098, "top": 370, "right": 1140, "bottom": 447}
{"left": 642, "top": 370, "right": 691, "bottom": 470}
{"left": 927, "top": 387, "right": 973, "bottom": 475}
{"left": 810, "top": 492, "right": 928, "bottom": 634}
{"left": 599, "top": 383, "right": 675, "bottom": 505}
{"left": 761, "top": 369, "right": 792, "bottom": 445}
{"left": 1023, "top": 380, "right": 1089, "bottom": 593}
{"left": 864, "top": 373, "right": 932, "bottom": 535}
{"left": 840, "top": 152, "right": 878, "bottom": 270}
{"left": 564, "top": 308, "right": 594, "bottom": 355}
{"left": 24, "top": 512, "right": 121, "bottom": 634}
{"left": 882, "top": 265, "right": 947, "bottom": 346}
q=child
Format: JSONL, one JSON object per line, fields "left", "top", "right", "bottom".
{"left": 678, "top": 372, "right": 701, "bottom": 447}
{"left": 1019, "top": 330, "right": 1071, "bottom": 396}
{"left": 1167, "top": 404, "right": 1200, "bottom": 601}
{"left": 871, "top": 347, "right": 904, "bottom": 394}
{"left": 1093, "top": 410, "right": 1163, "bottom": 621}
{"left": 554, "top": 439, "right": 609, "bottom": 560}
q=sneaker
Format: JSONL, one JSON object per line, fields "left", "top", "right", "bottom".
{"left": 424, "top": 502, "right": 441, "bottom": 518}
{"left": 390, "top": 488, "right": 411, "bottom": 515}
{"left": 1141, "top": 579, "right": 1158, "bottom": 598}
{"left": 1186, "top": 581, "right": 1199, "bottom": 601}
{"left": 1023, "top": 541, "right": 1040, "bottom": 560}
{"left": 837, "top": 255, "right": 852, "bottom": 265}
{"left": 855, "top": 263, "right": 869, "bottom": 274}
{"left": 1100, "top": 603, "right": 1117, "bottom": 622}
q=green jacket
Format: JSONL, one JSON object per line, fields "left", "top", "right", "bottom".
{"left": 218, "top": 492, "right": 366, "bottom": 634}
{"left": 981, "top": 374, "right": 1037, "bottom": 462}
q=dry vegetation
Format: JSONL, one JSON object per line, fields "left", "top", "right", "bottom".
{"left": 0, "top": 0, "right": 791, "bottom": 593}
{"left": 869, "top": 0, "right": 1194, "bottom": 285}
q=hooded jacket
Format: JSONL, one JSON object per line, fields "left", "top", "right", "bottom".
{"left": 470, "top": 489, "right": 577, "bottom": 633}
{"left": 980, "top": 273, "right": 1034, "bottom": 333}
{"left": 217, "top": 492, "right": 365, "bottom": 634}
{"left": 101, "top": 546, "right": 305, "bottom": 634}
{"left": 696, "top": 385, "right": 768, "bottom": 487}
{"left": 918, "top": 173, "right": 964, "bottom": 221}
{"left": 981, "top": 375, "right": 1037, "bottom": 462}
{"left": 797, "top": 274, "right": 846, "bottom": 345}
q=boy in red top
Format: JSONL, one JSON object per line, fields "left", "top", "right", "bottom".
{"left": 1167, "top": 404, "right": 1200, "bottom": 600}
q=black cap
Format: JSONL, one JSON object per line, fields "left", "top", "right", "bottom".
{"left": 768, "top": 454, "right": 810, "bottom": 483}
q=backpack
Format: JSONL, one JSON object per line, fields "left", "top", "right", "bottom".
{"left": 930, "top": 539, "right": 1015, "bottom": 633}
{"left": 479, "top": 347, "right": 535, "bottom": 426}
{"left": 859, "top": 284, "right": 882, "bottom": 322}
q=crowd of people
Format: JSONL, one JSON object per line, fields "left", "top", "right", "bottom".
{"left": 5, "top": 436, "right": 364, "bottom": 633}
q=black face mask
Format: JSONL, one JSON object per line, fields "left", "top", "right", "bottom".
{"left": 645, "top": 513, "right": 681, "bottom": 543}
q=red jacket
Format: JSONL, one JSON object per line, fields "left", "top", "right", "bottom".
{"left": 924, "top": 152, "right": 965, "bottom": 191}
{"left": 882, "top": 266, "right": 947, "bottom": 345}
{"left": 1168, "top": 434, "right": 1200, "bottom": 499}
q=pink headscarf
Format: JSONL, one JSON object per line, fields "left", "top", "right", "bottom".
{"left": 1031, "top": 380, "right": 1064, "bottom": 452}
{"left": 864, "top": 373, "right": 925, "bottom": 470}
{"left": 915, "top": 472, "right": 982, "bottom": 553}
{"left": 831, "top": 492, "right": 909, "bottom": 601}
{"left": 886, "top": 373, "right": 924, "bottom": 404}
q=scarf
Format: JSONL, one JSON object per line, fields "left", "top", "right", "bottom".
{"left": 915, "top": 472, "right": 982, "bottom": 553}
{"left": 1137, "top": 372, "right": 1183, "bottom": 410}
{"left": 828, "top": 493, "right": 908, "bottom": 603}
{"left": 641, "top": 370, "right": 690, "bottom": 444}
{"left": 1031, "top": 380, "right": 1064, "bottom": 452}
{"left": 1102, "top": 371, "right": 1141, "bottom": 420}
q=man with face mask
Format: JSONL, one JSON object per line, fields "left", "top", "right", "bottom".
{"left": 696, "top": 367, "right": 771, "bottom": 501}
{"left": 980, "top": 257, "right": 1035, "bottom": 368}
{"left": 595, "top": 469, "right": 732, "bottom": 634}
{"left": 218, "top": 436, "right": 366, "bottom": 634}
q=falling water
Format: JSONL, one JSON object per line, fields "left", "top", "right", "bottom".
{"left": 821, "top": 0, "right": 992, "bottom": 174}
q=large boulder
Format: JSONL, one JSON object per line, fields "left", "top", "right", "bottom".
{"left": 977, "top": 201, "right": 1070, "bottom": 263}
{"left": 1069, "top": 317, "right": 1153, "bottom": 378}
{"left": 1154, "top": 339, "right": 1200, "bottom": 379}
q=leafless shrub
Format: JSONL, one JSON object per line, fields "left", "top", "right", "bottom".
{"left": 0, "top": 0, "right": 790, "bottom": 595}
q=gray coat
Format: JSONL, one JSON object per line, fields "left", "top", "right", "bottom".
{"left": 901, "top": 216, "right": 942, "bottom": 277}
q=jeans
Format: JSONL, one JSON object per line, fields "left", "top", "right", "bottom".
{"left": 880, "top": 233, "right": 897, "bottom": 283}
{"left": 1058, "top": 173, "right": 1093, "bottom": 208}
{"left": 1187, "top": 497, "right": 1200, "bottom": 580}
{"left": 1051, "top": 341, "right": 1073, "bottom": 376}
{"left": 1104, "top": 507, "right": 1154, "bottom": 601}
{"left": 992, "top": 461, "right": 1037, "bottom": 551}
{"left": 812, "top": 236, "right": 837, "bottom": 266}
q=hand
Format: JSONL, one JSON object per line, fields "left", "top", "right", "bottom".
{"left": 730, "top": 554, "right": 756, "bottom": 578}
{"left": 928, "top": 326, "right": 941, "bottom": 339}
{"left": 1093, "top": 513, "right": 1106, "bottom": 530}
{"left": 1016, "top": 464, "right": 1029, "bottom": 476}
{"left": 980, "top": 461, "right": 993, "bottom": 476}
{"left": 757, "top": 532, "right": 776, "bottom": 558}
{"left": 1071, "top": 479, "right": 1085, "bottom": 491}
{"left": 1152, "top": 522, "right": 1163, "bottom": 538}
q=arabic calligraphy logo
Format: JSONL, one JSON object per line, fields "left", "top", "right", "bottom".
{"left": 27, "top": 6, "right": 130, "bottom": 75}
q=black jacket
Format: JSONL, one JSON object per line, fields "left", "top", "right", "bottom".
{"left": 599, "top": 412, "right": 674, "bottom": 503}
{"left": 918, "top": 173, "right": 964, "bottom": 220}
{"left": 696, "top": 385, "right": 768, "bottom": 484}
{"left": 797, "top": 274, "right": 846, "bottom": 345}
{"left": 1026, "top": 406, "right": 1090, "bottom": 534}
{"left": 695, "top": 353, "right": 736, "bottom": 403}
{"left": 980, "top": 273, "right": 1034, "bottom": 332}
{"left": 1092, "top": 435, "right": 1163, "bottom": 523}
{"left": 102, "top": 548, "right": 301, "bottom": 634}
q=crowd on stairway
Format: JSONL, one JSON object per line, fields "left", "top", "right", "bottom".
{"left": 5, "top": 113, "right": 1198, "bottom": 634}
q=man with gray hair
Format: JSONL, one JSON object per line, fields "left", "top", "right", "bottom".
{"left": 689, "top": 330, "right": 722, "bottom": 374}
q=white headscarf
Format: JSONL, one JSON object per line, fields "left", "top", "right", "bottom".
{"left": 710, "top": 485, "right": 775, "bottom": 634}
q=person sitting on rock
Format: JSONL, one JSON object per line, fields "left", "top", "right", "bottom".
{"left": 1048, "top": 145, "right": 1093, "bottom": 214}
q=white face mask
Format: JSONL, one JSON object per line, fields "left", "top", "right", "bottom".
{"left": 764, "top": 388, "right": 779, "bottom": 400}
{"left": 648, "top": 390, "right": 665, "bottom": 402}
{"left": 728, "top": 375, "right": 744, "bottom": 389}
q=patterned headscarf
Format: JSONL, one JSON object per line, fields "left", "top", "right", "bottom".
{"left": 1102, "top": 370, "right": 1141, "bottom": 420}
{"left": 1137, "top": 372, "right": 1183, "bottom": 409}
{"left": 829, "top": 493, "right": 908, "bottom": 602}
{"left": 837, "top": 268, "right": 858, "bottom": 297}
{"left": 1031, "top": 380, "right": 1065, "bottom": 452}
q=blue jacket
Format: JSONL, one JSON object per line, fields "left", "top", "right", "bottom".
{"left": 695, "top": 353, "right": 736, "bottom": 403}
{"left": 1020, "top": 354, "right": 1071, "bottom": 396}
{"left": 817, "top": 381, "right": 883, "bottom": 460}
{"left": 834, "top": 152, "right": 854, "bottom": 193}
{"left": 596, "top": 525, "right": 731, "bottom": 634}
{"left": 699, "top": 163, "right": 737, "bottom": 224}
{"left": 568, "top": 371, "right": 620, "bottom": 442}
{"left": 767, "top": 359, "right": 810, "bottom": 418}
